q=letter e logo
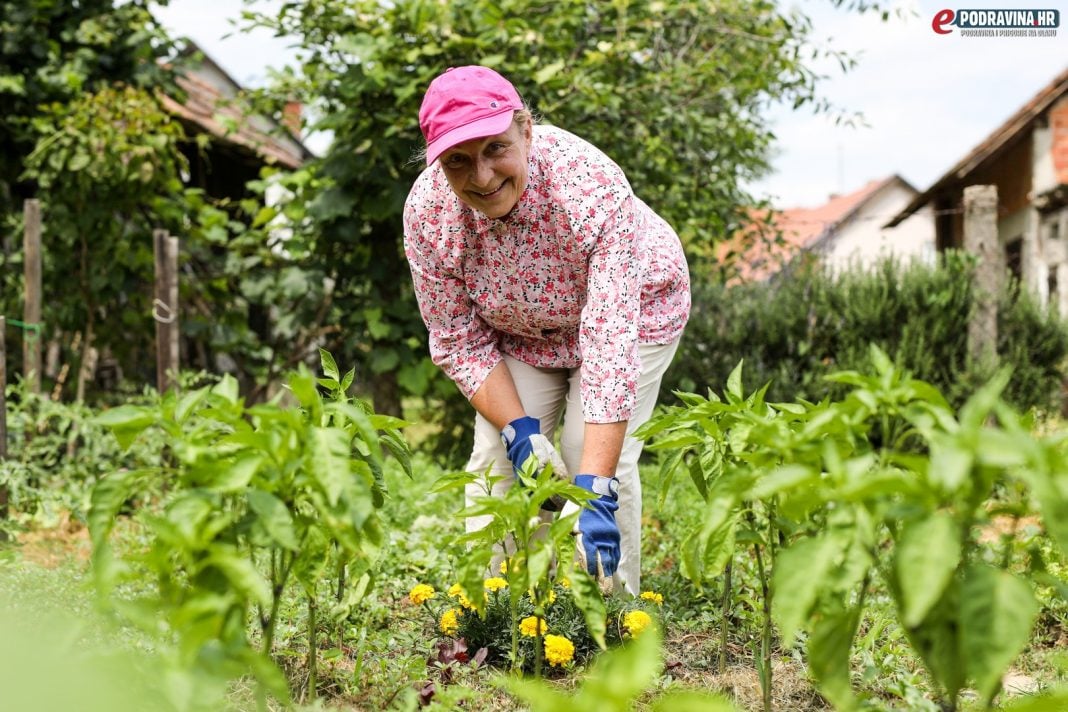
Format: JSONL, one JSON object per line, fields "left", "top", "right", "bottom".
{"left": 932, "top": 8, "right": 955, "bottom": 34}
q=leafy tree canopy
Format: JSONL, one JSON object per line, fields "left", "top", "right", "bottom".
{"left": 243, "top": 0, "right": 844, "bottom": 441}
{"left": 0, "top": 0, "right": 174, "bottom": 214}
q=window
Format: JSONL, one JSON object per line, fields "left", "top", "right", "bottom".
{"left": 1005, "top": 237, "right": 1023, "bottom": 282}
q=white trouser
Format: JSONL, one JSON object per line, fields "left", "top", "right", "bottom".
{"left": 464, "top": 338, "right": 680, "bottom": 596}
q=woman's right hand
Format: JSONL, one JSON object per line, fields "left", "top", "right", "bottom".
{"left": 500, "top": 416, "right": 569, "bottom": 510}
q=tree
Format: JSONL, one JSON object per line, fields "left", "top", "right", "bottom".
{"left": 0, "top": 0, "right": 174, "bottom": 216}
{"left": 0, "top": 0, "right": 176, "bottom": 382}
{"left": 246, "top": 0, "right": 834, "bottom": 455}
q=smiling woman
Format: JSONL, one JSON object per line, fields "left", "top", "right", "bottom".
{"left": 402, "top": 65, "right": 691, "bottom": 596}
{"left": 437, "top": 119, "right": 532, "bottom": 220}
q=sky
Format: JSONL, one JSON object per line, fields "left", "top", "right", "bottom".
{"left": 155, "top": 0, "right": 1068, "bottom": 209}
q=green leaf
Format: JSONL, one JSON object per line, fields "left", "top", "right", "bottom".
{"left": 927, "top": 437, "right": 973, "bottom": 493}
{"left": 91, "top": 405, "right": 156, "bottom": 450}
{"left": 959, "top": 564, "right": 1040, "bottom": 705}
{"left": 533, "top": 60, "right": 566, "bottom": 85}
{"left": 292, "top": 527, "right": 330, "bottom": 596}
{"left": 247, "top": 489, "right": 299, "bottom": 551}
{"left": 206, "top": 452, "right": 262, "bottom": 493}
{"left": 807, "top": 606, "right": 861, "bottom": 711}
{"left": 319, "top": 348, "right": 340, "bottom": 381}
{"left": 496, "top": 676, "right": 571, "bottom": 711}
{"left": 212, "top": 374, "right": 240, "bottom": 404}
{"left": 687, "top": 455, "right": 709, "bottom": 501}
{"left": 309, "top": 426, "right": 352, "bottom": 506}
{"left": 680, "top": 499, "right": 737, "bottom": 588}
{"left": 204, "top": 547, "right": 272, "bottom": 607}
{"left": 574, "top": 623, "right": 663, "bottom": 710}
{"left": 772, "top": 532, "right": 844, "bottom": 648}
{"left": 895, "top": 512, "right": 961, "bottom": 627}
{"left": 68, "top": 152, "right": 91, "bottom": 171}
{"left": 1001, "top": 690, "right": 1068, "bottom": 711}
{"left": 174, "top": 386, "right": 210, "bottom": 423}
{"left": 567, "top": 569, "right": 607, "bottom": 650}
{"left": 748, "top": 464, "right": 817, "bottom": 499}
{"left": 726, "top": 361, "right": 744, "bottom": 401}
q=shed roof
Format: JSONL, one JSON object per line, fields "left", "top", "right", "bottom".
{"left": 159, "top": 41, "right": 313, "bottom": 170}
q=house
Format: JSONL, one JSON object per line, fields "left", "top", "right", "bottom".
{"left": 159, "top": 41, "right": 313, "bottom": 199}
{"left": 721, "top": 175, "right": 935, "bottom": 283}
{"left": 886, "top": 66, "right": 1068, "bottom": 311}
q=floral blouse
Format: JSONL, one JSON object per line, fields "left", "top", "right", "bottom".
{"left": 403, "top": 125, "right": 690, "bottom": 423}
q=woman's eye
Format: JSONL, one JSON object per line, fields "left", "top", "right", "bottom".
{"left": 444, "top": 155, "right": 466, "bottom": 168}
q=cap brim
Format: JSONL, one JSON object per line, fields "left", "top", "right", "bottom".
{"left": 425, "top": 109, "right": 517, "bottom": 166}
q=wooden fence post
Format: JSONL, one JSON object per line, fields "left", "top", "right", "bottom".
{"left": 23, "top": 199, "right": 42, "bottom": 394}
{"left": 0, "top": 315, "right": 8, "bottom": 534}
{"left": 153, "top": 230, "right": 180, "bottom": 393}
{"left": 963, "top": 185, "right": 1001, "bottom": 369}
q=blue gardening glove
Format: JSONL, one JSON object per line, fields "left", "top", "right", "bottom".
{"left": 500, "top": 416, "right": 569, "bottom": 511}
{"left": 564, "top": 474, "right": 621, "bottom": 579}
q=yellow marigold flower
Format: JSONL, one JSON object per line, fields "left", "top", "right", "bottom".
{"left": 440, "top": 608, "right": 461, "bottom": 636}
{"left": 640, "top": 591, "right": 664, "bottom": 606}
{"left": 447, "top": 583, "right": 474, "bottom": 609}
{"left": 484, "top": 577, "right": 508, "bottom": 592}
{"left": 623, "top": 610, "right": 653, "bottom": 637}
{"left": 543, "top": 634, "right": 575, "bottom": 667}
{"left": 409, "top": 584, "right": 436, "bottom": 606}
{"left": 558, "top": 577, "right": 570, "bottom": 588}
{"left": 519, "top": 616, "right": 548, "bottom": 637}
{"left": 499, "top": 559, "right": 509, "bottom": 575}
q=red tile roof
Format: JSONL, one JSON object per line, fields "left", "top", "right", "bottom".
{"left": 720, "top": 176, "right": 901, "bottom": 283}
{"left": 886, "top": 65, "right": 1068, "bottom": 227}
{"left": 160, "top": 43, "right": 313, "bottom": 170}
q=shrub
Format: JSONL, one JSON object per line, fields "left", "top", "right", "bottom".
{"left": 664, "top": 251, "right": 1068, "bottom": 414}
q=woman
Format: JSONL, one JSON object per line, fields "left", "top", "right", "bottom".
{"left": 403, "top": 65, "right": 690, "bottom": 595}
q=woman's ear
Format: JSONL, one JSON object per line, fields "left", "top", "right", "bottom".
{"left": 522, "top": 115, "right": 533, "bottom": 147}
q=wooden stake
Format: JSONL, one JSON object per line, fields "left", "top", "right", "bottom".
{"left": 963, "top": 185, "right": 1001, "bottom": 369}
{"left": 154, "top": 230, "right": 180, "bottom": 393}
{"left": 1, "top": 315, "right": 8, "bottom": 531}
{"left": 23, "top": 199, "right": 42, "bottom": 394}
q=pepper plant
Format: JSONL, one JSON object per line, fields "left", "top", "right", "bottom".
{"left": 88, "top": 350, "right": 410, "bottom": 704}
{"left": 638, "top": 346, "right": 1068, "bottom": 711}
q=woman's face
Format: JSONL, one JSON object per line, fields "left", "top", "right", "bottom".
{"left": 438, "top": 118, "right": 532, "bottom": 219}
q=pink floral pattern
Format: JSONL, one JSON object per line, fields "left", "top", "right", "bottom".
{"left": 403, "top": 126, "right": 690, "bottom": 422}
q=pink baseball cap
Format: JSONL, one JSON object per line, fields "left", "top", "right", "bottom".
{"left": 419, "top": 66, "right": 524, "bottom": 166}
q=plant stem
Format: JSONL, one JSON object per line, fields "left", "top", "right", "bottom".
{"left": 335, "top": 554, "right": 347, "bottom": 650}
{"left": 753, "top": 539, "right": 773, "bottom": 712}
{"left": 719, "top": 558, "right": 733, "bottom": 675}
{"left": 263, "top": 552, "right": 295, "bottom": 655}
{"left": 509, "top": 591, "right": 520, "bottom": 673}
{"left": 534, "top": 613, "right": 544, "bottom": 679}
{"left": 307, "top": 593, "right": 318, "bottom": 702}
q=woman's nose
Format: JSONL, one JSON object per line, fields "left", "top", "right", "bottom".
{"left": 472, "top": 158, "right": 494, "bottom": 186}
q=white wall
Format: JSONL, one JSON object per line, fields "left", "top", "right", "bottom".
{"left": 820, "top": 182, "right": 936, "bottom": 273}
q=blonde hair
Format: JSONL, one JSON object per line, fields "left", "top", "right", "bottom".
{"left": 409, "top": 108, "right": 536, "bottom": 166}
